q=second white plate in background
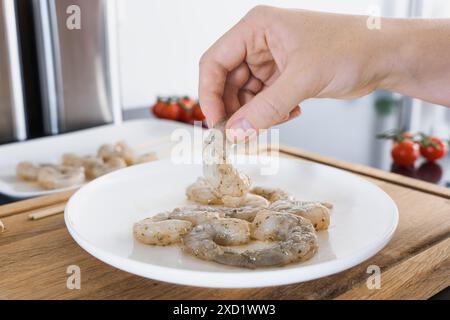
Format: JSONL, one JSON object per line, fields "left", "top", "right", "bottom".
{"left": 0, "top": 119, "right": 194, "bottom": 198}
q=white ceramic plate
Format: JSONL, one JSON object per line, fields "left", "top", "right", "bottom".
{"left": 0, "top": 119, "right": 193, "bottom": 199}
{"left": 65, "top": 156, "right": 398, "bottom": 288}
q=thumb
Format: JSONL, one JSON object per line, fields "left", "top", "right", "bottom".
{"left": 226, "top": 72, "right": 307, "bottom": 142}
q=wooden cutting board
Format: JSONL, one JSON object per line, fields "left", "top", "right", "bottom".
{"left": 0, "top": 146, "right": 448, "bottom": 299}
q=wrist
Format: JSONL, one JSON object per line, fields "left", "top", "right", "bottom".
{"left": 374, "top": 18, "right": 414, "bottom": 92}
{"left": 375, "top": 18, "right": 450, "bottom": 103}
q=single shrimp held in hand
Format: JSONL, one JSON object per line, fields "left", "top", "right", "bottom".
{"left": 202, "top": 120, "right": 251, "bottom": 200}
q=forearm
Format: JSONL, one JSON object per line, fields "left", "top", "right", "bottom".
{"left": 379, "top": 18, "right": 450, "bottom": 106}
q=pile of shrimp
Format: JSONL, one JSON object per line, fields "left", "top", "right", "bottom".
{"left": 134, "top": 122, "right": 333, "bottom": 269}
{"left": 16, "top": 141, "right": 157, "bottom": 190}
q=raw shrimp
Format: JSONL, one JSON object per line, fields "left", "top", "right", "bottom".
{"left": 269, "top": 199, "right": 331, "bottom": 231}
{"left": 115, "top": 141, "right": 135, "bottom": 165}
{"left": 217, "top": 205, "right": 263, "bottom": 222}
{"left": 62, "top": 153, "right": 103, "bottom": 180}
{"left": 209, "top": 218, "right": 251, "bottom": 246}
{"left": 170, "top": 206, "right": 225, "bottom": 225}
{"left": 37, "top": 165, "right": 85, "bottom": 190}
{"left": 202, "top": 120, "right": 251, "bottom": 199}
{"left": 193, "top": 193, "right": 268, "bottom": 221}
{"left": 62, "top": 153, "right": 85, "bottom": 167}
{"left": 89, "top": 157, "right": 127, "bottom": 178}
{"left": 183, "top": 218, "right": 251, "bottom": 256}
{"left": 243, "top": 193, "right": 270, "bottom": 208}
{"left": 97, "top": 144, "right": 115, "bottom": 161}
{"left": 250, "top": 186, "right": 294, "bottom": 203}
{"left": 97, "top": 141, "right": 135, "bottom": 165}
{"left": 217, "top": 193, "right": 269, "bottom": 209}
{"left": 185, "top": 120, "right": 251, "bottom": 207}
{"left": 186, "top": 177, "right": 223, "bottom": 205}
{"left": 82, "top": 157, "right": 105, "bottom": 179}
{"left": 182, "top": 210, "right": 317, "bottom": 268}
{"left": 186, "top": 177, "right": 269, "bottom": 210}
{"left": 212, "top": 193, "right": 269, "bottom": 208}
{"left": 134, "top": 206, "right": 223, "bottom": 245}
{"left": 134, "top": 218, "right": 192, "bottom": 245}
{"left": 16, "top": 161, "right": 42, "bottom": 181}
{"left": 176, "top": 204, "right": 261, "bottom": 222}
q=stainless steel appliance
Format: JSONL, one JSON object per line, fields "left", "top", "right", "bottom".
{"left": 33, "top": 0, "right": 121, "bottom": 134}
{"left": 0, "top": 0, "right": 26, "bottom": 144}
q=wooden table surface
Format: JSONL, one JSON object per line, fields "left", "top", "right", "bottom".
{"left": 0, "top": 146, "right": 449, "bottom": 300}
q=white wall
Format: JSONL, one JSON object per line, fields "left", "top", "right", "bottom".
{"left": 116, "top": 0, "right": 402, "bottom": 110}
{"left": 422, "top": 0, "right": 450, "bottom": 17}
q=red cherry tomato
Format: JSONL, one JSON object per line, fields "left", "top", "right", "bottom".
{"left": 177, "top": 97, "right": 194, "bottom": 123}
{"left": 192, "top": 103, "right": 205, "bottom": 121}
{"left": 391, "top": 140, "right": 419, "bottom": 166}
{"left": 152, "top": 97, "right": 166, "bottom": 118}
{"left": 160, "top": 99, "right": 180, "bottom": 121}
{"left": 178, "top": 106, "right": 193, "bottom": 123}
{"left": 419, "top": 136, "right": 448, "bottom": 162}
{"left": 179, "top": 96, "right": 195, "bottom": 109}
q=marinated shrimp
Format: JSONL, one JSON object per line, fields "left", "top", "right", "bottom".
{"left": 250, "top": 186, "right": 294, "bottom": 202}
{"left": 134, "top": 218, "right": 192, "bottom": 245}
{"left": 186, "top": 177, "right": 223, "bottom": 205}
{"left": 187, "top": 178, "right": 268, "bottom": 208}
{"left": 89, "top": 157, "right": 127, "bottom": 178}
{"left": 16, "top": 161, "right": 42, "bottom": 181}
{"left": 269, "top": 199, "right": 331, "bottom": 231}
{"left": 243, "top": 193, "right": 270, "bottom": 208}
{"left": 170, "top": 206, "right": 224, "bottom": 225}
{"left": 250, "top": 186, "right": 333, "bottom": 210}
{"left": 62, "top": 153, "right": 103, "bottom": 180}
{"left": 209, "top": 218, "right": 251, "bottom": 246}
{"left": 202, "top": 120, "right": 251, "bottom": 200}
{"left": 181, "top": 204, "right": 263, "bottom": 222}
{"left": 182, "top": 210, "right": 318, "bottom": 268}
{"left": 134, "top": 206, "right": 224, "bottom": 246}
{"left": 37, "top": 165, "right": 85, "bottom": 190}
{"left": 97, "top": 141, "right": 135, "bottom": 165}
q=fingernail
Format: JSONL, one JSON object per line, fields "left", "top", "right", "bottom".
{"left": 227, "top": 118, "right": 256, "bottom": 142}
{"left": 291, "top": 109, "right": 301, "bottom": 118}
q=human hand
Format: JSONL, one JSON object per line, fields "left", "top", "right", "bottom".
{"left": 198, "top": 5, "right": 450, "bottom": 141}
